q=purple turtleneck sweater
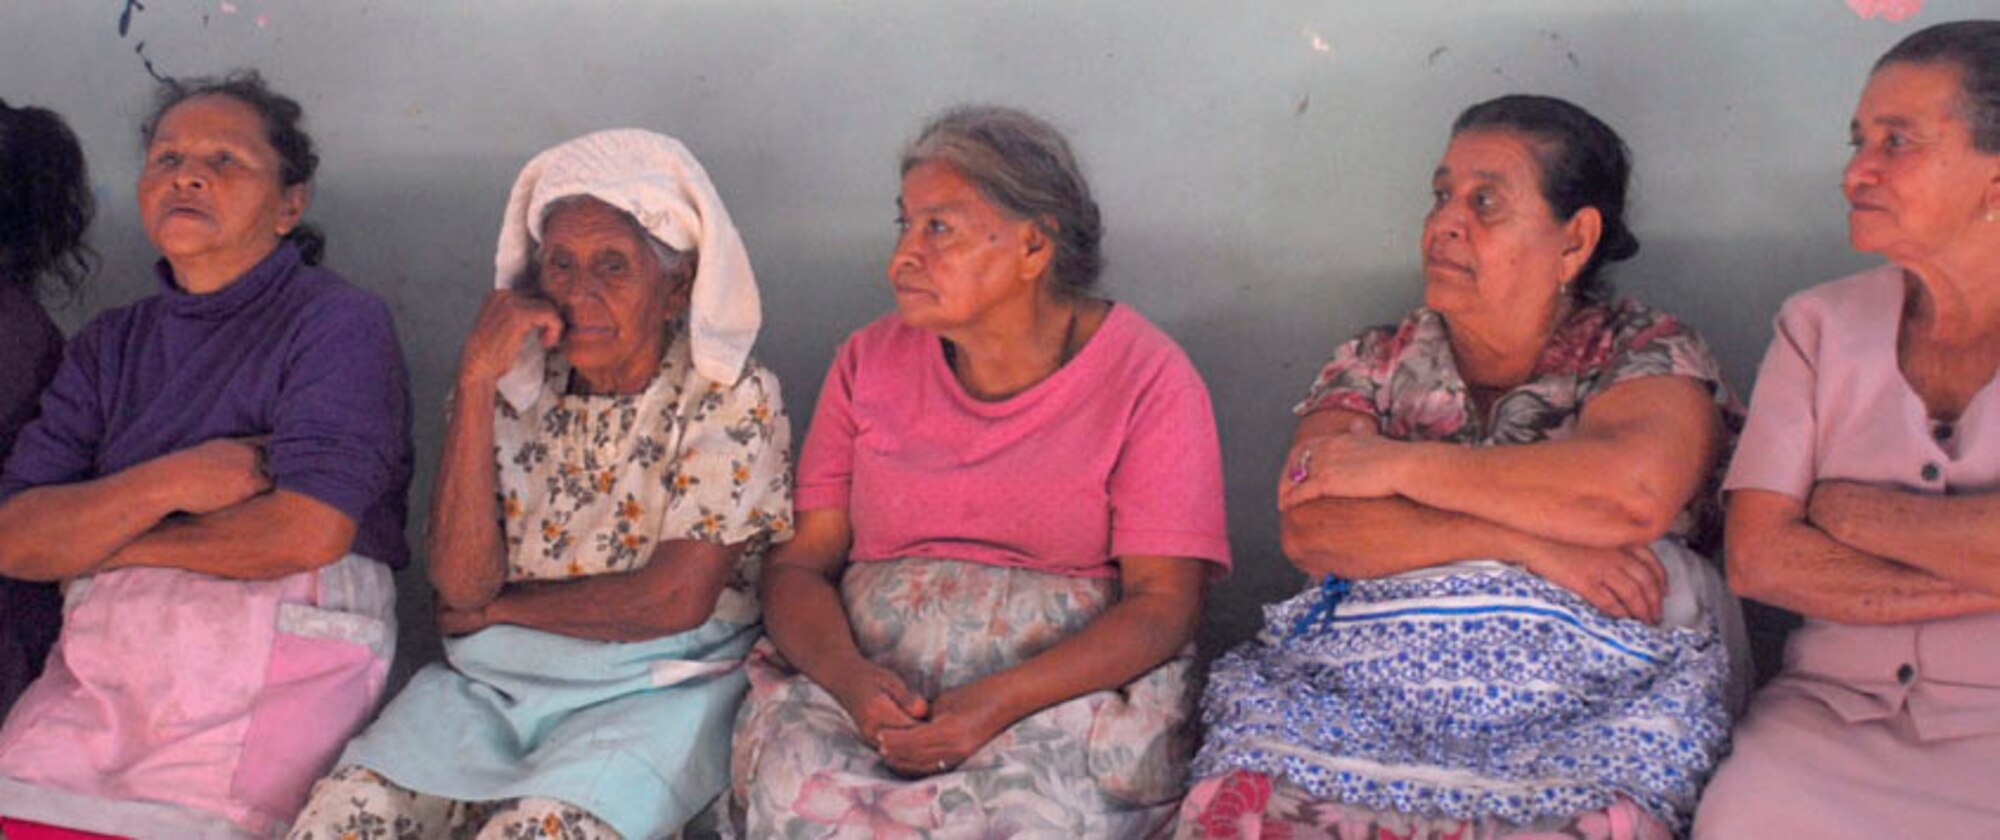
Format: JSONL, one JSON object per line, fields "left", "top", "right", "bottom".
{"left": 0, "top": 243, "right": 414, "bottom": 568}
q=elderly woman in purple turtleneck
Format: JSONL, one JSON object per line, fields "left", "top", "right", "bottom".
{"left": 0, "top": 71, "right": 410, "bottom": 838}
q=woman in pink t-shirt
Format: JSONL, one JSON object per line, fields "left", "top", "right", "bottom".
{"left": 729, "top": 106, "right": 1231, "bottom": 837}
{"left": 1695, "top": 21, "right": 2000, "bottom": 836}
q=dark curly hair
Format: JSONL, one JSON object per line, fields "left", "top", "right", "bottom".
{"left": 1452, "top": 94, "right": 1639, "bottom": 304}
{"left": 141, "top": 69, "right": 325, "bottom": 264}
{"left": 1876, "top": 20, "right": 2000, "bottom": 154}
{"left": 902, "top": 106, "right": 1104, "bottom": 297}
{"left": 0, "top": 99, "right": 96, "bottom": 298}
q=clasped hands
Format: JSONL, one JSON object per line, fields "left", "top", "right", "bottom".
{"left": 829, "top": 659, "right": 1010, "bottom": 778}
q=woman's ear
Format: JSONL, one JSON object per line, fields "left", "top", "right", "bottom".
{"left": 1019, "top": 218, "right": 1057, "bottom": 283}
{"left": 664, "top": 259, "right": 696, "bottom": 320}
{"left": 275, "top": 183, "right": 311, "bottom": 235}
{"left": 1558, "top": 206, "right": 1603, "bottom": 285}
{"left": 1983, "top": 162, "right": 2000, "bottom": 223}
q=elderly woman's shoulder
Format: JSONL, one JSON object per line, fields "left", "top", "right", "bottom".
{"left": 1771, "top": 264, "right": 1904, "bottom": 324}
{"left": 282, "top": 262, "right": 394, "bottom": 312}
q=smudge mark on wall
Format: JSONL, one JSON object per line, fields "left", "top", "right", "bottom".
{"left": 134, "top": 41, "right": 169, "bottom": 83}
{"left": 1427, "top": 45, "right": 1448, "bottom": 65}
{"left": 118, "top": 0, "right": 145, "bottom": 36}
{"left": 1301, "top": 26, "right": 1333, "bottom": 56}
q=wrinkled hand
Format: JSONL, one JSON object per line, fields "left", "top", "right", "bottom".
{"left": 436, "top": 599, "right": 496, "bottom": 636}
{"left": 163, "top": 437, "right": 272, "bottom": 515}
{"left": 1525, "top": 540, "right": 1666, "bottom": 624}
{"left": 457, "top": 290, "right": 564, "bottom": 388}
{"left": 828, "top": 660, "right": 929, "bottom": 749}
{"left": 1278, "top": 416, "right": 1406, "bottom": 511}
{"left": 877, "top": 683, "right": 1010, "bottom": 777}
{"left": 1807, "top": 480, "right": 1880, "bottom": 546}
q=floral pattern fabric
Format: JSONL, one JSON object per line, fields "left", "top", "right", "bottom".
{"left": 288, "top": 767, "right": 618, "bottom": 840}
{"left": 1191, "top": 300, "right": 1738, "bottom": 835}
{"left": 494, "top": 333, "right": 793, "bottom": 623}
{"left": 1179, "top": 770, "right": 1670, "bottom": 840}
{"left": 1190, "top": 562, "right": 1731, "bottom": 834}
{"left": 729, "top": 558, "right": 1197, "bottom": 838}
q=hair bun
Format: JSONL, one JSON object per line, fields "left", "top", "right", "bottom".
{"left": 1600, "top": 222, "right": 1640, "bottom": 264}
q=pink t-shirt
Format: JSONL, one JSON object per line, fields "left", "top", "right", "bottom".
{"left": 1726, "top": 265, "right": 2000, "bottom": 739}
{"left": 796, "top": 304, "right": 1231, "bottom": 578}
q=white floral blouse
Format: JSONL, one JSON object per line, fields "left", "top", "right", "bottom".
{"left": 493, "top": 331, "right": 793, "bottom": 625}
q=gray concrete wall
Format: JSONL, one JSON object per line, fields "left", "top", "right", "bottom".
{"left": 3, "top": 0, "right": 1971, "bottom": 681}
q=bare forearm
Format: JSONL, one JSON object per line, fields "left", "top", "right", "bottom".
{"left": 483, "top": 574, "right": 713, "bottom": 642}
{"left": 0, "top": 462, "right": 182, "bottom": 581}
{"left": 105, "top": 490, "right": 355, "bottom": 580}
{"left": 1283, "top": 496, "right": 1537, "bottom": 578}
{"left": 427, "top": 383, "right": 508, "bottom": 609}
{"left": 762, "top": 563, "right": 871, "bottom": 683}
{"left": 1398, "top": 439, "right": 1683, "bottom": 547}
{"left": 1733, "top": 516, "right": 2000, "bottom": 623}
{"left": 1819, "top": 487, "right": 2000, "bottom": 597}
{"left": 971, "top": 588, "right": 1199, "bottom": 727}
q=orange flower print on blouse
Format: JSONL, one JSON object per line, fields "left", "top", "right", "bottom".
{"left": 492, "top": 334, "right": 794, "bottom": 625}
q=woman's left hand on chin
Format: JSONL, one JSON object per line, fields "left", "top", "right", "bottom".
{"left": 876, "top": 683, "right": 1011, "bottom": 777}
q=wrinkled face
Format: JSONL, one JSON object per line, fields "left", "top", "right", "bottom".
{"left": 1844, "top": 61, "right": 2000, "bottom": 264}
{"left": 534, "top": 197, "right": 688, "bottom": 381}
{"left": 137, "top": 94, "right": 305, "bottom": 283}
{"left": 1420, "top": 129, "right": 1591, "bottom": 325}
{"left": 887, "top": 160, "right": 1046, "bottom": 334}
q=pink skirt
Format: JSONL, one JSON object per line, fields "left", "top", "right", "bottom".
{"left": 1693, "top": 679, "right": 2000, "bottom": 838}
{"left": 0, "top": 556, "right": 394, "bottom": 837}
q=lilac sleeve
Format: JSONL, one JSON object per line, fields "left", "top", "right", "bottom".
{"left": 1723, "top": 303, "right": 1820, "bottom": 501}
{"left": 263, "top": 289, "right": 413, "bottom": 524}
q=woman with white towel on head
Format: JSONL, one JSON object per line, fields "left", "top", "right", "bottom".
{"left": 288, "top": 129, "right": 792, "bottom": 840}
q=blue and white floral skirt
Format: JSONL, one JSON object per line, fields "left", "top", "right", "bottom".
{"left": 1189, "top": 544, "right": 1734, "bottom": 836}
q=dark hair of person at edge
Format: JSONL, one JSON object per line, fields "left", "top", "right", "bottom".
{"left": 0, "top": 98, "right": 96, "bottom": 299}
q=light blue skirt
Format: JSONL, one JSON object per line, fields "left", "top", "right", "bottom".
{"left": 340, "top": 618, "right": 758, "bottom": 839}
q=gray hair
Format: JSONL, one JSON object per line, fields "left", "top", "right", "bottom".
{"left": 534, "top": 194, "right": 695, "bottom": 287}
{"left": 901, "top": 105, "right": 1103, "bottom": 296}
{"left": 1875, "top": 20, "right": 2000, "bottom": 154}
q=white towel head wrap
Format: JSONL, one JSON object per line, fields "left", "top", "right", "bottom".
{"left": 492, "top": 129, "right": 761, "bottom": 410}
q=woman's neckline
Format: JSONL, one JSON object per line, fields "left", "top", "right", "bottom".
{"left": 936, "top": 300, "right": 1117, "bottom": 406}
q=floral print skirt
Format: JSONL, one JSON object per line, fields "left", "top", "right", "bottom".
{"left": 1177, "top": 770, "right": 1669, "bottom": 840}
{"left": 730, "top": 557, "right": 1196, "bottom": 838}
{"left": 1189, "top": 555, "right": 1732, "bottom": 837}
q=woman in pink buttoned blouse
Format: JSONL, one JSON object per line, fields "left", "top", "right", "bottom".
{"left": 1694, "top": 20, "right": 2000, "bottom": 836}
